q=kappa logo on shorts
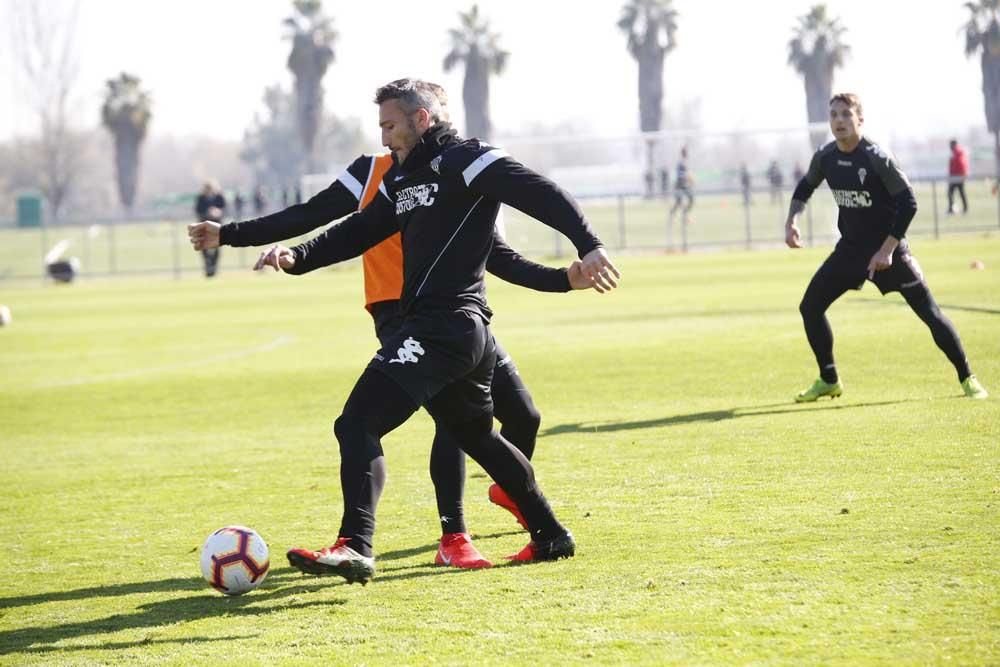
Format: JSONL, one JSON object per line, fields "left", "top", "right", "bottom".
{"left": 389, "top": 337, "right": 426, "bottom": 365}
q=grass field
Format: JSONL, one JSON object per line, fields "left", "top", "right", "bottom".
{"left": 1, "top": 236, "right": 998, "bottom": 665}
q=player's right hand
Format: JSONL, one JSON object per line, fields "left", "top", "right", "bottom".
{"left": 580, "top": 247, "right": 620, "bottom": 292}
{"left": 254, "top": 244, "right": 296, "bottom": 272}
{"left": 785, "top": 223, "right": 803, "bottom": 249}
{"left": 187, "top": 221, "right": 221, "bottom": 251}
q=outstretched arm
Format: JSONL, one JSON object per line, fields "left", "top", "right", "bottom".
{"left": 189, "top": 159, "right": 371, "bottom": 251}
{"left": 486, "top": 230, "right": 602, "bottom": 293}
{"left": 255, "top": 192, "right": 398, "bottom": 274}
{"left": 467, "top": 153, "right": 619, "bottom": 291}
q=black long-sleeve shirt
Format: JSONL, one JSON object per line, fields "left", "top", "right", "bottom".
{"left": 286, "top": 125, "right": 602, "bottom": 319}
{"left": 220, "top": 152, "right": 574, "bottom": 298}
{"left": 792, "top": 137, "right": 918, "bottom": 256}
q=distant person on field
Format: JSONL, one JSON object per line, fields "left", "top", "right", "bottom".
{"left": 739, "top": 163, "right": 752, "bottom": 206}
{"left": 792, "top": 162, "right": 805, "bottom": 184}
{"left": 785, "top": 92, "right": 988, "bottom": 402}
{"left": 194, "top": 180, "right": 227, "bottom": 277}
{"left": 659, "top": 167, "right": 669, "bottom": 197}
{"left": 668, "top": 146, "right": 694, "bottom": 225}
{"left": 947, "top": 139, "right": 969, "bottom": 215}
{"left": 767, "top": 160, "right": 784, "bottom": 204}
{"left": 253, "top": 185, "right": 267, "bottom": 216}
{"left": 233, "top": 190, "right": 246, "bottom": 221}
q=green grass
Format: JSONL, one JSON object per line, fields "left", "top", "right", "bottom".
{"left": 1, "top": 236, "right": 998, "bottom": 665}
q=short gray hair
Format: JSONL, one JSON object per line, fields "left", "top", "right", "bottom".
{"left": 374, "top": 78, "right": 449, "bottom": 123}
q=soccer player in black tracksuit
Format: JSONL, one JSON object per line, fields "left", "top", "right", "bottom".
{"left": 786, "top": 93, "right": 988, "bottom": 402}
{"left": 253, "top": 79, "right": 620, "bottom": 584}
{"left": 189, "top": 150, "right": 595, "bottom": 570}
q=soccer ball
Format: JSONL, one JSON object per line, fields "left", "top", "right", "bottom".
{"left": 199, "top": 526, "right": 270, "bottom": 595}
{"left": 0, "top": 305, "right": 10, "bottom": 326}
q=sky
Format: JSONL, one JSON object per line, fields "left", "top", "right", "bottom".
{"left": 0, "top": 0, "right": 986, "bottom": 149}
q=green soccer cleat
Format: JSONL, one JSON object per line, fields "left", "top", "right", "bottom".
{"left": 795, "top": 378, "right": 843, "bottom": 403}
{"left": 961, "top": 375, "right": 989, "bottom": 400}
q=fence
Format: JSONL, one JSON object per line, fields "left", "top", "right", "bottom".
{"left": 0, "top": 177, "right": 996, "bottom": 282}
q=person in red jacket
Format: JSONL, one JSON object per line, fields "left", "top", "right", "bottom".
{"left": 948, "top": 139, "right": 969, "bottom": 215}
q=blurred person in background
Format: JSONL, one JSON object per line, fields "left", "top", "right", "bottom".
{"left": 947, "top": 139, "right": 969, "bottom": 216}
{"left": 194, "top": 180, "right": 227, "bottom": 277}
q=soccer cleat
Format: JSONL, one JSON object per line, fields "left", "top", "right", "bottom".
{"left": 961, "top": 375, "right": 989, "bottom": 399}
{"left": 286, "top": 537, "right": 375, "bottom": 585}
{"left": 488, "top": 483, "right": 528, "bottom": 530}
{"left": 795, "top": 378, "right": 843, "bottom": 403}
{"left": 435, "top": 533, "right": 493, "bottom": 569}
{"left": 506, "top": 531, "right": 576, "bottom": 563}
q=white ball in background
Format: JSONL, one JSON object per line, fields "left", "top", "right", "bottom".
{"left": 0, "top": 305, "right": 11, "bottom": 326}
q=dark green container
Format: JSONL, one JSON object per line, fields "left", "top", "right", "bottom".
{"left": 16, "top": 194, "right": 43, "bottom": 228}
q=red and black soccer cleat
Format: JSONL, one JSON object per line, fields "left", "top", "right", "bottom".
{"left": 488, "top": 483, "right": 528, "bottom": 530}
{"left": 435, "top": 532, "right": 493, "bottom": 569}
{"left": 286, "top": 537, "right": 375, "bottom": 585}
{"left": 506, "top": 531, "right": 576, "bottom": 563}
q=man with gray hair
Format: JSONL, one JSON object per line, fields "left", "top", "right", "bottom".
{"left": 255, "top": 77, "right": 620, "bottom": 584}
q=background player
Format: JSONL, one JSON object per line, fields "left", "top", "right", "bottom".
{"left": 785, "top": 93, "right": 988, "bottom": 402}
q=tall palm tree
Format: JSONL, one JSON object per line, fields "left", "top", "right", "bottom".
{"left": 964, "top": 0, "right": 1000, "bottom": 180}
{"left": 101, "top": 72, "right": 151, "bottom": 211}
{"left": 618, "top": 0, "right": 678, "bottom": 134}
{"left": 284, "top": 0, "right": 336, "bottom": 172}
{"left": 443, "top": 4, "right": 509, "bottom": 141}
{"left": 788, "top": 4, "right": 850, "bottom": 149}
{"left": 618, "top": 0, "right": 677, "bottom": 196}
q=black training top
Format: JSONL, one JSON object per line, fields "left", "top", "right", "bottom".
{"left": 792, "top": 137, "right": 918, "bottom": 255}
{"left": 220, "top": 152, "right": 574, "bottom": 296}
{"left": 284, "top": 124, "right": 602, "bottom": 319}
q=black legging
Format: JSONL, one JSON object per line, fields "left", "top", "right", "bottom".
{"left": 428, "top": 359, "right": 542, "bottom": 534}
{"left": 947, "top": 182, "right": 968, "bottom": 213}
{"left": 334, "top": 368, "right": 562, "bottom": 556}
{"left": 799, "top": 277, "right": 971, "bottom": 383}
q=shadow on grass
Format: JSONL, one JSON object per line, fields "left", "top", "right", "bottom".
{"left": 376, "top": 530, "right": 522, "bottom": 563}
{"left": 542, "top": 399, "right": 914, "bottom": 436}
{"left": 857, "top": 298, "right": 1000, "bottom": 316}
{"left": 0, "top": 578, "right": 344, "bottom": 656}
{"left": 0, "top": 555, "right": 501, "bottom": 656}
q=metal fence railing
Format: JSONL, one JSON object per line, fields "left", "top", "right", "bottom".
{"left": 1, "top": 178, "right": 997, "bottom": 282}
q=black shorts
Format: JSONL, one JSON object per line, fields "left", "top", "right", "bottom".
{"left": 816, "top": 242, "right": 926, "bottom": 295}
{"left": 368, "top": 308, "right": 495, "bottom": 424}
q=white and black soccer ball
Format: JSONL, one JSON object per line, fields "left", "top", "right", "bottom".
{"left": 0, "top": 305, "right": 10, "bottom": 326}
{"left": 199, "top": 526, "right": 270, "bottom": 595}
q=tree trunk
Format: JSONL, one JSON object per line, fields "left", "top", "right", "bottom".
{"left": 112, "top": 127, "right": 141, "bottom": 210}
{"left": 637, "top": 44, "right": 664, "bottom": 133}
{"left": 802, "top": 53, "right": 835, "bottom": 150}
{"left": 463, "top": 48, "right": 492, "bottom": 140}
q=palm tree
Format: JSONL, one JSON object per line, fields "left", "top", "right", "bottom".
{"left": 618, "top": 0, "right": 678, "bottom": 134}
{"left": 964, "top": 0, "right": 1000, "bottom": 180}
{"left": 284, "top": 0, "right": 336, "bottom": 172}
{"left": 101, "top": 72, "right": 151, "bottom": 211}
{"left": 443, "top": 4, "right": 509, "bottom": 141}
{"left": 788, "top": 4, "right": 850, "bottom": 149}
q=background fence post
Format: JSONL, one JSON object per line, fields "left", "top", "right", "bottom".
{"left": 931, "top": 180, "right": 939, "bottom": 240}
{"left": 617, "top": 194, "right": 626, "bottom": 250}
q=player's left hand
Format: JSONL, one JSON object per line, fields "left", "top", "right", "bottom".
{"left": 254, "top": 244, "right": 296, "bottom": 272}
{"left": 867, "top": 248, "right": 893, "bottom": 279}
{"left": 580, "top": 247, "right": 620, "bottom": 293}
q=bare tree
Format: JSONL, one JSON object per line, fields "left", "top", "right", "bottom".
{"left": 788, "top": 5, "right": 850, "bottom": 150}
{"left": 964, "top": 0, "right": 1000, "bottom": 181}
{"left": 284, "top": 0, "right": 336, "bottom": 173}
{"left": 10, "top": 0, "right": 84, "bottom": 220}
{"left": 101, "top": 73, "right": 152, "bottom": 212}
{"left": 443, "top": 4, "right": 509, "bottom": 141}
